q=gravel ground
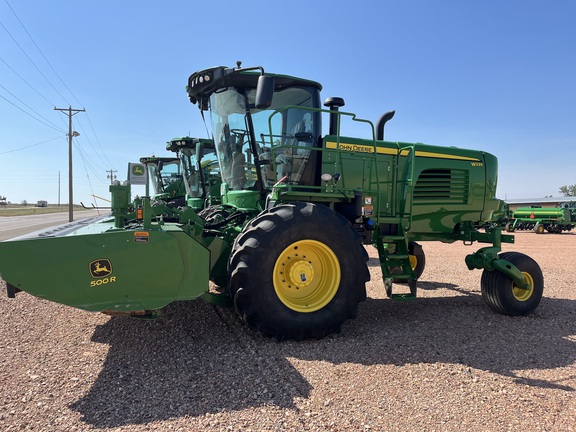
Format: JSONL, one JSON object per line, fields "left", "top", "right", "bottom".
{"left": 1, "top": 231, "right": 575, "bottom": 431}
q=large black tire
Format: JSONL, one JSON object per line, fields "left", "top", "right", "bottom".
{"left": 228, "top": 202, "right": 369, "bottom": 341}
{"left": 481, "top": 252, "right": 543, "bottom": 316}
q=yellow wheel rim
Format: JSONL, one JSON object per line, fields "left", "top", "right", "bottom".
{"left": 409, "top": 255, "right": 417, "bottom": 270}
{"left": 512, "top": 271, "right": 534, "bottom": 301}
{"left": 273, "top": 240, "right": 340, "bottom": 313}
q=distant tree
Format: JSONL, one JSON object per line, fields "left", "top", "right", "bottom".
{"left": 21, "top": 200, "right": 28, "bottom": 206}
{"left": 559, "top": 184, "right": 576, "bottom": 196}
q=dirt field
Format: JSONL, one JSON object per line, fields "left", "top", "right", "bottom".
{"left": 1, "top": 231, "right": 574, "bottom": 431}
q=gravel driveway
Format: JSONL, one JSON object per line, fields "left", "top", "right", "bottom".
{"left": 1, "top": 231, "right": 574, "bottom": 431}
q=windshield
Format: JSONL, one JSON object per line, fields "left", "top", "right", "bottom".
{"left": 180, "top": 146, "right": 220, "bottom": 198}
{"left": 147, "top": 159, "right": 184, "bottom": 198}
{"left": 209, "top": 85, "right": 321, "bottom": 190}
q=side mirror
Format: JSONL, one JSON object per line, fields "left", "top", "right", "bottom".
{"left": 157, "top": 160, "right": 164, "bottom": 171}
{"left": 255, "top": 75, "right": 275, "bottom": 109}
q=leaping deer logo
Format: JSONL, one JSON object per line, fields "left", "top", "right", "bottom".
{"left": 89, "top": 259, "right": 112, "bottom": 278}
{"left": 133, "top": 166, "right": 144, "bottom": 175}
{"left": 93, "top": 262, "right": 110, "bottom": 274}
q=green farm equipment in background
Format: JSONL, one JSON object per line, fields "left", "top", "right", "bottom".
{"left": 163, "top": 136, "right": 221, "bottom": 209}
{"left": 506, "top": 205, "right": 575, "bottom": 234}
{"left": 133, "top": 136, "right": 220, "bottom": 222}
{"left": 0, "top": 64, "right": 544, "bottom": 341}
{"left": 139, "top": 155, "right": 185, "bottom": 204}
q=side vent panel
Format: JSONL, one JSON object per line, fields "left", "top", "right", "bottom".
{"left": 413, "top": 169, "right": 469, "bottom": 204}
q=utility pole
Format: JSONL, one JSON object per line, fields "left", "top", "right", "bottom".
{"left": 54, "top": 106, "right": 85, "bottom": 222}
{"left": 106, "top": 169, "right": 117, "bottom": 185}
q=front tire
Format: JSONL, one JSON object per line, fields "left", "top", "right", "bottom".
{"left": 481, "top": 252, "right": 543, "bottom": 316}
{"left": 228, "top": 202, "right": 369, "bottom": 341}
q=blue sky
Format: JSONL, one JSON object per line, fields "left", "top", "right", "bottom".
{"left": 1, "top": 0, "right": 575, "bottom": 204}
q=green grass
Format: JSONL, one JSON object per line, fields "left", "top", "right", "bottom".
{"left": 0, "top": 206, "right": 92, "bottom": 217}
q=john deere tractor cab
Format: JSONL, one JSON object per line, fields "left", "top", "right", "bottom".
{"left": 0, "top": 63, "right": 544, "bottom": 342}
{"left": 139, "top": 155, "right": 185, "bottom": 205}
{"left": 187, "top": 64, "right": 324, "bottom": 199}
{"left": 165, "top": 136, "right": 219, "bottom": 209}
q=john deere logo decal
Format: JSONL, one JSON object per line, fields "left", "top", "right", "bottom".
{"left": 89, "top": 259, "right": 112, "bottom": 278}
{"left": 89, "top": 259, "right": 117, "bottom": 287}
{"left": 132, "top": 165, "right": 144, "bottom": 176}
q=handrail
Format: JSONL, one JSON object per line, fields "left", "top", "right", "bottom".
{"left": 397, "top": 145, "right": 416, "bottom": 231}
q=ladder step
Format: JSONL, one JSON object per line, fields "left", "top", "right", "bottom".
{"left": 390, "top": 293, "right": 417, "bottom": 301}
{"left": 382, "top": 236, "right": 405, "bottom": 241}
{"left": 389, "top": 274, "right": 411, "bottom": 279}
{"left": 387, "top": 254, "right": 409, "bottom": 260}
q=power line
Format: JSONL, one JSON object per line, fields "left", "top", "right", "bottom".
{"left": 73, "top": 118, "right": 113, "bottom": 172}
{"left": 74, "top": 141, "right": 107, "bottom": 182}
{"left": 0, "top": 20, "right": 70, "bottom": 105}
{"left": 82, "top": 114, "right": 115, "bottom": 168}
{"left": 0, "top": 136, "right": 62, "bottom": 155}
{"left": 0, "top": 93, "right": 64, "bottom": 132}
{"left": 3, "top": 0, "right": 84, "bottom": 107}
{"left": 0, "top": 82, "right": 64, "bottom": 131}
{"left": 1, "top": 2, "right": 115, "bottom": 186}
{"left": 75, "top": 143, "right": 100, "bottom": 209}
{"left": 1, "top": 2, "right": 116, "bottom": 175}
{"left": 0, "top": 56, "right": 57, "bottom": 107}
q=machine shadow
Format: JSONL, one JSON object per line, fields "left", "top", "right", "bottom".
{"left": 70, "top": 300, "right": 311, "bottom": 428}
{"left": 71, "top": 286, "right": 576, "bottom": 428}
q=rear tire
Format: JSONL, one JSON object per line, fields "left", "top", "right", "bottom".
{"left": 481, "top": 252, "right": 543, "bottom": 316}
{"left": 228, "top": 202, "right": 369, "bottom": 341}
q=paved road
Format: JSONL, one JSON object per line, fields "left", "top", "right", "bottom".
{"left": 0, "top": 209, "right": 104, "bottom": 241}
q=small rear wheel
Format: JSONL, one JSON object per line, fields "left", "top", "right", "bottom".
{"left": 409, "top": 242, "right": 426, "bottom": 280}
{"left": 481, "top": 252, "right": 543, "bottom": 316}
{"left": 533, "top": 223, "right": 545, "bottom": 234}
